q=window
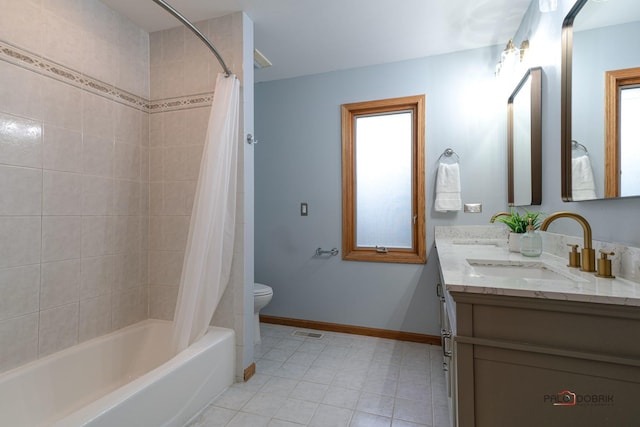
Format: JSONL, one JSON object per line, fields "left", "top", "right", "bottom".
{"left": 341, "top": 95, "right": 426, "bottom": 264}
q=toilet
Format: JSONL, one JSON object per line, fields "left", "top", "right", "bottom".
{"left": 253, "top": 282, "right": 273, "bottom": 344}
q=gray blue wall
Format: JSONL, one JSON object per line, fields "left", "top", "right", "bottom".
{"left": 255, "top": 0, "right": 640, "bottom": 336}
{"left": 255, "top": 46, "right": 507, "bottom": 336}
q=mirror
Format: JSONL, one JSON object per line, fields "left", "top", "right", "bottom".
{"left": 561, "top": 0, "right": 640, "bottom": 200}
{"left": 508, "top": 67, "right": 542, "bottom": 206}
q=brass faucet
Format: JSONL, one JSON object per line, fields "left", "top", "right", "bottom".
{"left": 540, "top": 212, "right": 596, "bottom": 272}
{"left": 489, "top": 212, "right": 511, "bottom": 223}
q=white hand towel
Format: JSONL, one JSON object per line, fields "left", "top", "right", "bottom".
{"left": 435, "top": 162, "right": 462, "bottom": 212}
{"left": 571, "top": 154, "right": 596, "bottom": 200}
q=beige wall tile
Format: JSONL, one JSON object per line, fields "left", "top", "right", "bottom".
{"left": 41, "top": 215, "right": 81, "bottom": 262}
{"left": 82, "top": 175, "right": 113, "bottom": 215}
{"left": 80, "top": 255, "right": 114, "bottom": 299}
{"left": 148, "top": 285, "right": 178, "bottom": 321}
{"left": 0, "top": 313, "right": 38, "bottom": 373}
{"left": 41, "top": 78, "right": 83, "bottom": 131}
{"left": 111, "top": 286, "right": 146, "bottom": 330}
{"left": 114, "top": 141, "right": 140, "bottom": 180}
{"left": 163, "top": 180, "right": 197, "bottom": 215}
{"left": 163, "top": 145, "right": 203, "bottom": 181}
{"left": 42, "top": 170, "right": 82, "bottom": 215}
{"left": 0, "top": 265, "right": 40, "bottom": 322}
{"left": 78, "top": 293, "right": 112, "bottom": 342}
{"left": 38, "top": 302, "right": 78, "bottom": 357}
{"left": 0, "top": 113, "right": 43, "bottom": 168}
{"left": 40, "top": 259, "right": 81, "bottom": 310}
{"left": 113, "top": 179, "right": 141, "bottom": 215}
{"left": 0, "top": 1, "right": 44, "bottom": 55}
{"left": 42, "top": 10, "right": 84, "bottom": 72}
{"left": 82, "top": 216, "right": 114, "bottom": 257}
{"left": 148, "top": 250, "right": 184, "bottom": 286}
{"left": 83, "top": 134, "right": 114, "bottom": 177}
{"left": 0, "top": 217, "right": 41, "bottom": 269}
{"left": 0, "top": 61, "right": 44, "bottom": 121}
{"left": 0, "top": 165, "right": 42, "bottom": 215}
{"left": 82, "top": 92, "right": 114, "bottom": 139}
{"left": 43, "top": 125, "right": 82, "bottom": 173}
{"left": 113, "top": 252, "right": 141, "bottom": 291}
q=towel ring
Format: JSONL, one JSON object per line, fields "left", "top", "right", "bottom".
{"left": 571, "top": 140, "right": 589, "bottom": 154}
{"left": 438, "top": 148, "right": 460, "bottom": 164}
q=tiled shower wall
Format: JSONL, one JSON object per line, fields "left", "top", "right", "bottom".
{"left": 0, "top": 0, "right": 150, "bottom": 373}
{"left": 147, "top": 12, "right": 254, "bottom": 380}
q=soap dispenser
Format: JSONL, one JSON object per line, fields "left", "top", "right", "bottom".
{"left": 520, "top": 218, "right": 542, "bottom": 257}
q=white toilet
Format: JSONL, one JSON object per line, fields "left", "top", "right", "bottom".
{"left": 253, "top": 282, "right": 273, "bottom": 344}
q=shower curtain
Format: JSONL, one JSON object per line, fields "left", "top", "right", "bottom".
{"left": 172, "top": 73, "right": 240, "bottom": 353}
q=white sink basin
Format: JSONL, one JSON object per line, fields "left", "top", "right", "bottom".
{"left": 467, "top": 259, "right": 586, "bottom": 282}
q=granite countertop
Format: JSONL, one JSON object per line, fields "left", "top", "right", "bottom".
{"left": 436, "top": 230, "right": 640, "bottom": 308}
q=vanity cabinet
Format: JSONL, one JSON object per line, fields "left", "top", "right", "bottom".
{"left": 450, "top": 292, "right": 640, "bottom": 427}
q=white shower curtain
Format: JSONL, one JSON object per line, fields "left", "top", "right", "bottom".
{"left": 171, "top": 73, "right": 240, "bottom": 354}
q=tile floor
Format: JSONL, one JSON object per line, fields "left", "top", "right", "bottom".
{"left": 186, "top": 323, "right": 450, "bottom": 427}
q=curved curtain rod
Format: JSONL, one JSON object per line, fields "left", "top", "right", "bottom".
{"left": 150, "top": 0, "right": 232, "bottom": 77}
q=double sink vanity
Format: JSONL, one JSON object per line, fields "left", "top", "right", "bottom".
{"left": 435, "top": 224, "right": 640, "bottom": 427}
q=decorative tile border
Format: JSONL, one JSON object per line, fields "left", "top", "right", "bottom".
{"left": 0, "top": 39, "right": 213, "bottom": 114}
{"left": 147, "top": 93, "right": 214, "bottom": 113}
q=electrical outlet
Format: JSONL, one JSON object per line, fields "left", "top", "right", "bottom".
{"left": 464, "top": 203, "right": 482, "bottom": 213}
{"left": 300, "top": 202, "right": 308, "bottom": 216}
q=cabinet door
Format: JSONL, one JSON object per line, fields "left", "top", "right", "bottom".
{"left": 473, "top": 345, "right": 640, "bottom": 427}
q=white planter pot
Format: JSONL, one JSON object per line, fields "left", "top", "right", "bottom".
{"left": 508, "top": 232, "right": 521, "bottom": 253}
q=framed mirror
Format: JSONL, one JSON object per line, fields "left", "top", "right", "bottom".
{"left": 561, "top": 0, "right": 640, "bottom": 201}
{"left": 508, "top": 67, "right": 542, "bottom": 206}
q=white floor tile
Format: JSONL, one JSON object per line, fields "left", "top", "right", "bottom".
{"left": 273, "top": 397, "right": 318, "bottom": 425}
{"left": 182, "top": 323, "right": 448, "bottom": 427}
{"left": 242, "top": 392, "right": 288, "bottom": 418}
{"left": 226, "top": 411, "right": 270, "bottom": 427}
{"left": 292, "top": 380, "right": 329, "bottom": 402}
{"left": 322, "top": 385, "right": 361, "bottom": 409}
{"left": 308, "top": 404, "right": 354, "bottom": 427}
{"left": 356, "top": 392, "right": 395, "bottom": 418}
{"left": 394, "top": 397, "right": 433, "bottom": 425}
{"left": 211, "top": 387, "right": 256, "bottom": 410}
{"left": 188, "top": 405, "right": 236, "bottom": 427}
{"left": 260, "top": 376, "right": 299, "bottom": 397}
{"left": 350, "top": 411, "right": 392, "bottom": 427}
{"left": 303, "top": 366, "right": 336, "bottom": 384}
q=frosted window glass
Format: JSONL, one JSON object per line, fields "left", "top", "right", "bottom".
{"left": 620, "top": 86, "right": 640, "bottom": 197}
{"left": 355, "top": 112, "right": 413, "bottom": 248}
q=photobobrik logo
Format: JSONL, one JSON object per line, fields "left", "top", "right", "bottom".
{"left": 544, "top": 390, "right": 614, "bottom": 407}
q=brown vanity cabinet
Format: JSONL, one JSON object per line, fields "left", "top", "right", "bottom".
{"left": 450, "top": 292, "right": 640, "bottom": 426}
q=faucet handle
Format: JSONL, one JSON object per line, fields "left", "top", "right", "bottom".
{"left": 566, "top": 244, "right": 581, "bottom": 268}
{"left": 595, "top": 250, "right": 615, "bottom": 279}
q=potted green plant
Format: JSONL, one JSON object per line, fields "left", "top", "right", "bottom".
{"left": 493, "top": 208, "right": 543, "bottom": 252}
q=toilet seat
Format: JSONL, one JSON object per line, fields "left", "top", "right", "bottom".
{"left": 254, "top": 283, "right": 272, "bottom": 296}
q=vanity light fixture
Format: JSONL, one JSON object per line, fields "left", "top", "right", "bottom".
{"left": 495, "top": 39, "right": 529, "bottom": 77}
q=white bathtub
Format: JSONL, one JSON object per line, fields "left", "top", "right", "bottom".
{"left": 0, "top": 319, "right": 234, "bottom": 427}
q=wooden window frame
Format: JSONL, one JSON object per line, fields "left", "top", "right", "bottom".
{"left": 604, "top": 67, "right": 640, "bottom": 198}
{"left": 341, "top": 95, "right": 426, "bottom": 264}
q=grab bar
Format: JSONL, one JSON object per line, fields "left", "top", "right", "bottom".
{"left": 315, "top": 248, "right": 339, "bottom": 257}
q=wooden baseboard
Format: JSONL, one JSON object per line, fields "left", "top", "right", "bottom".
{"left": 260, "top": 315, "right": 441, "bottom": 346}
{"left": 243, "top": 362, "right": 256, "bottom": 381}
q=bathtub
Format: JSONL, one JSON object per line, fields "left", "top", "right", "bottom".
{"left": 0, "top": 319, "right": 234, "bottom": 427}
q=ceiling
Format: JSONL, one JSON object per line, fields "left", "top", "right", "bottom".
{"left": 101, "top": 0, "right": 533, "bottom": 82}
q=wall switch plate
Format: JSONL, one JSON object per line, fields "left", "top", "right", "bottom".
{"left": 300, "top": 202, "right": 308, "bottom": 216}
{"left": 464, "top": 203, "right": 482, "bottom": 213}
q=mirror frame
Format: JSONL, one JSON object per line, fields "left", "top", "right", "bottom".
{"left": 561, "top": 0, "right": 586, "bottom": 201}
{"left": 508, "top": 67, "right": 542, "bottom": 206}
